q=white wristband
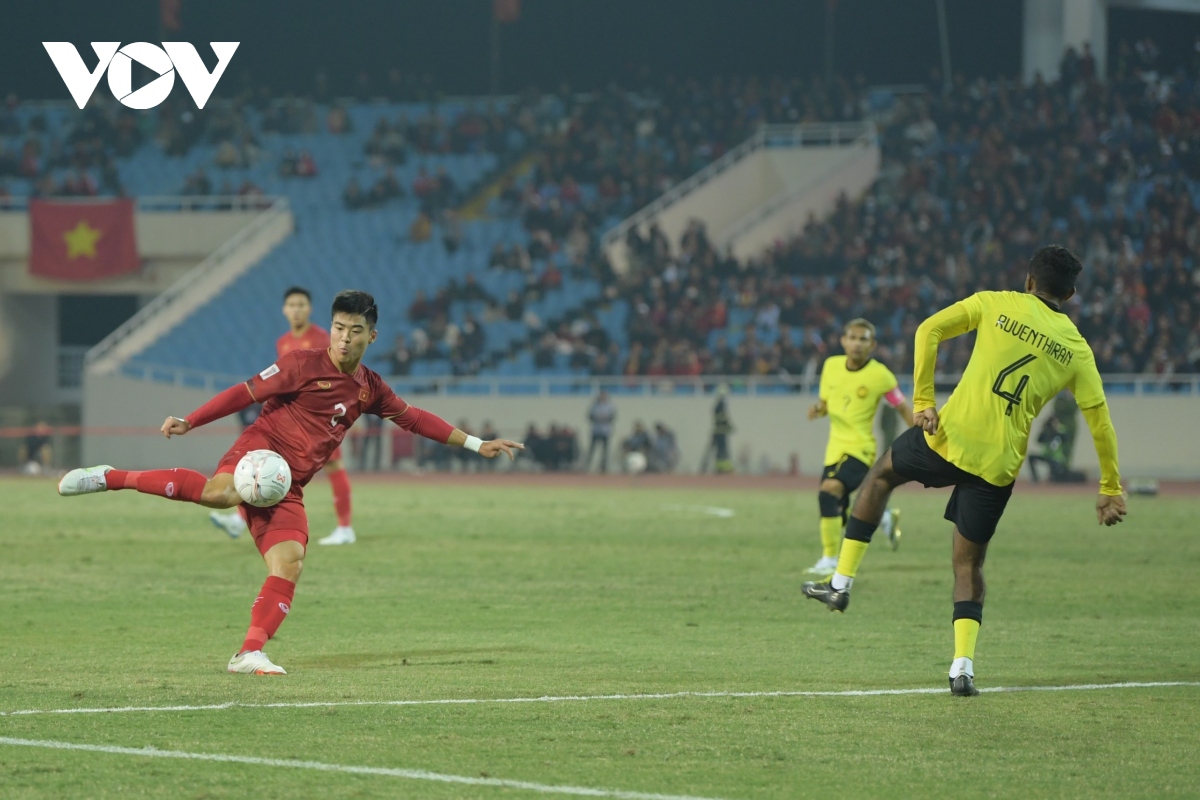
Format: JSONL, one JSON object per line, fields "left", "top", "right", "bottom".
{"left": 464, "top": 435, "right": 483, "bottom": 453}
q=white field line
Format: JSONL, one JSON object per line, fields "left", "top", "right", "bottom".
{"left": 659, "top": 504, "right": 736, "bottom": 518}
{"left": 0, "top": 736, "right": 725, "bottom": 800}
{"left": 1, "top": 681, "right": 1196, "bottom": 720}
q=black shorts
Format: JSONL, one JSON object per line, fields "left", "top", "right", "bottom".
{"left": 822, "top": 455, "right": 870, "bottom": 495}
{"left": 889, "top": 426, "right": 1014, "bottom": 544}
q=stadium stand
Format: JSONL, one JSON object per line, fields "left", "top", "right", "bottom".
{"left": 5, "top": 53, "right": 1198, "bottom": 381}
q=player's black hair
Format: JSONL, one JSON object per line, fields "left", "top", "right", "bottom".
{"left": 331, "top": 290, "right": 379, "bottom": 328}
{"left": 844, "top": 318, "right": 876, "bottom": 339}
{"left": 283, "top": 286, "right": 311, "bottom": 303}
{"left": 1028, "top": 245, "right": 1082, "bottom": 301}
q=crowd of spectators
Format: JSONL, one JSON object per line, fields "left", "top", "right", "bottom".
{"left": 4, "top": 45, "right": 1199, "bottom": 378}
{"left": 567, "top": 41, "right": 1200, "bottom": 379}
{"left": 0, "top": 102, "right": 128, "bottom": 197}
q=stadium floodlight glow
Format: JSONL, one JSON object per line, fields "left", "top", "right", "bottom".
{"left": 42, "top": 42, "right": 239, "bottom": 109}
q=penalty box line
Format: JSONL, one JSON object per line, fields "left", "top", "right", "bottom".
{"left": 0, "top": 736, "right": 724, "bottom": 800}
{"left": 1, "top": 681, "right": 1197, "bottom": 719}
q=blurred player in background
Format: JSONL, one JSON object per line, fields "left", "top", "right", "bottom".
{"left": 209, "top": 286, "right": 358, "bottom": 546}
{"left": 803, "top": 246, "right": 1126, "bottom": 696}
{"left": 59, "top": 290, "right": 524, "bottom": 675}
{"left": 805, "top": 319, "right": 913, "bottom": 579}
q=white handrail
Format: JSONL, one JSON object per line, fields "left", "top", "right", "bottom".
{"left": 85, "top": 197, "right": 291, "bottom": 368}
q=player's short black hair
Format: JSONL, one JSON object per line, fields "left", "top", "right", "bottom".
{"left": 844, "top": 318, "right": 876, "bottom": 339}
{"left": 332, "top": 290, "right": 379, "bottom": 328}
{"left": 1028, "top": 245, "right": 1082, "bottom": 301}
{"left": 283, "top": 286, "right": 311, "bottom": 303}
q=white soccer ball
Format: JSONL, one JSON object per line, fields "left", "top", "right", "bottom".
{"left": 234, "top": 449, "right": 292, "bottom": 507}
{"left": 626, "top": 450, "right": 648, "bottom": 475}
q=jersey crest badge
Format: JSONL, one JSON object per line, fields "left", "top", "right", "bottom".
{"left": 317, "top": 381, "right": 331, "bottom": 389}
{"left": 358, "top": 388, "right": 370, "bottom": 403}
{"left": 856, "top": 385, "right": 869, "bottom": 398}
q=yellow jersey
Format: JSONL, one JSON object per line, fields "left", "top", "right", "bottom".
{"left": 913, "top": 291, "right": 1111, "bottom": 487}
{"left": 819, "top": 355, "right": 901, "bottom": 466}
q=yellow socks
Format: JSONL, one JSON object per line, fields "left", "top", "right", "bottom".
{"left": 951, "top": 601, "right": 983, "bottom": 678}
{"left": 830, "top": 538, "right": 869, "bottom": 590}
{"left": 954, "top": 618, "right": 980, "bottom": 661}
{"left": 819, "top": 517, "right": 841, "bottom": 559}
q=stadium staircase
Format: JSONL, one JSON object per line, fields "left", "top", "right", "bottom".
{"left": 602, "top": 122, "right": 878, "bottom": 272}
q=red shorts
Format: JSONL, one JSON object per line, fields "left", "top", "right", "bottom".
{"left": 216, "top": 429, "right": 309, "bottom": 555}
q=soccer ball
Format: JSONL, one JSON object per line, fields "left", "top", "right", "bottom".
{"left": 233, "top": 450, "right": 292, "bottom": 507}
{"left": 625, "top": 450, "right": 648, "bottom": 475}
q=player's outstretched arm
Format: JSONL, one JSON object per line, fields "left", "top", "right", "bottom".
{"left": 386, "top": 403, "right": 524, "bottom": 460}
{"left": 1080, "top": 402, "right": 1126, "bottom": 526}
{"left": 161, "top": 383, "right": 256, "bottom": 438}
{"left": 444, "top": 428, "right": 524, "bottom": 460}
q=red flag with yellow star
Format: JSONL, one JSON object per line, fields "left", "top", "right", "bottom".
{"left": 29, "top": 199, "right": 140, "bottom": 281}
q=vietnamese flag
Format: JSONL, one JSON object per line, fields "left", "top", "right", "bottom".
{"left": 29, "top": 199, "right": 140, "bottom": 281}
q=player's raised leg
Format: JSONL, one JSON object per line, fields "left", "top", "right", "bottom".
{"left": 949, "top": 529, "right": 986, "bottom": 696}
{"left": 318, "top": 453, "right": 355, "bottom": 545}
{"left": 802, "top": 449, "right": 910, "bottom": 611}
{"left": 60, "top": 465, "right": 241, "bottom": 508}
{"left": 229, "top": 537, "right": 304, "bottom": 675}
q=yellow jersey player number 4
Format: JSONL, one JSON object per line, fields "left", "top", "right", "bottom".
{"left": 802, "top": 245, "right": 1126, "bottom": 697}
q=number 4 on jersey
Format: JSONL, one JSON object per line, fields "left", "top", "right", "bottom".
{"left": 992, "top": 355, "right": 1037, "bottom": 416}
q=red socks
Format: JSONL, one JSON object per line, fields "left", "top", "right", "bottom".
{"left": 241, "top": 576, "right": 295, "bottom": 654}
{"left": 328, "top": 468, "right": 352, "bottom": 527}
{"left": 106, "top": 468, "right": 207, "bottom": 503}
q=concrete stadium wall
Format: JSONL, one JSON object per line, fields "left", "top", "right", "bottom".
{"left": 82, "top": 372, "right": 1200, "bottom": 481}
{"left": 726, "top": 144, "right": 880, "bottom": 260}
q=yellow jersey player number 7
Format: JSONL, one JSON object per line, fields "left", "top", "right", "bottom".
{"left": 805, "top": 319, "right": 913, "bottom": 579}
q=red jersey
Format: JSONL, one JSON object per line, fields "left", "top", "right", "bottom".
{"left": 244, "top": 349, "right": 406, "bottom": 487}
{"left": 276, "top": 324, "right": 330, "bottom": 359}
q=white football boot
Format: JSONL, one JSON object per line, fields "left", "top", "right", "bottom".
{"left": 880, "top": 507, "right": 902, "bottom": 550}
{"left": 227, "top": 650, "right": 286, "bottom": 675}
{"left": 318, "top": 526, "right": 356, "bottom": 546}
{"left": 803, "top": 555, "right": 839, "bottom": 578}
{"left": 209, "top": 510, "right": 247, "bottom": 539}
{"left": 57, "top": 465, "right": 113, "bottom": 496}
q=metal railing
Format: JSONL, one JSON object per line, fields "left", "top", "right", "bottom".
{"left": 109, "top": 365, "right": 1200, "bottom": 398}
{"left": 84, "top": 196, "right": 291, "bottom": 370}
{"left": 0, "top": 195, "right": 277, "bottom": 212}
{"left": 600, "top": 122, "right": 874, "bottom": 253}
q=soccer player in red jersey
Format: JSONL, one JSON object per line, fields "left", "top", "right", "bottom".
{"left": 209, "top": 286, "right": 359, "bottom": 546}
{"left": 59, "top": 291, "right": 524, "bottom": 675}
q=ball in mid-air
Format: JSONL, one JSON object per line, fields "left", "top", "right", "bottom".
{"left": 625, "top": 450, "right": 648, "bottom": 475}
{"left": 234, "top": 449, "right": 292, "bottom": 507}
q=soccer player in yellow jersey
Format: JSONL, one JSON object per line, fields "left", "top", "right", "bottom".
{"left": 803, "top": 245, "right": 1127, "bottom": 696}
{"left": 805, "top": 319, "right": 914, "bottom": 578}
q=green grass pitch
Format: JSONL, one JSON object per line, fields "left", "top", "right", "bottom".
{"left": 0, "top": 476, "right": 1197, "bottom": 798}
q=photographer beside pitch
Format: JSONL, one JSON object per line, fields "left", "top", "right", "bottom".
{"left": 58, "top": 290, "right": 523, "bottom": 676}
{"left": 803, "top": 245, "right": 1127, "bottom": 696}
